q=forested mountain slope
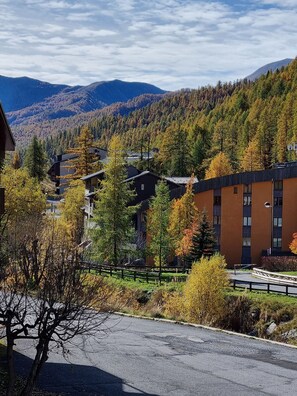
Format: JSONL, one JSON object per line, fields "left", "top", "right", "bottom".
{"left": 46, "top": 58, "right": 297, "bottom": 178}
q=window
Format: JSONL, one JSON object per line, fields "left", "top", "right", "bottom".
{"left": 234, "top": 187, "right": 238, "bottom": 194}
{"left": 243, "top": 196, "right": 252, "bottom": 206}
{"left": 141, "top": 183, "right": 145, "bottom": 191}
{"left": 214, "top": 196, "right": 221, "bottom": 205}
{"left": 243, "top": 237, "right": 251, "bottom": 246}
{"left": 273, "top": 238, "right": 282, "bottom": 248}
{"left": 274, "top": 180, "right": 283, "bottom": 191}
{"left": 244, "top": 184, "right": 252, "bottom": 194}
{"left": 274, "top": 197, "right": 283, "bottom": 206}
{"left": 243, "top": 216, "right": 251, "bottom": 226}
{"left": 213, "top": 215, "right": 221, "bottom": 225}
{"left": 273, "top": 217, "right": 282, "bottom": 227}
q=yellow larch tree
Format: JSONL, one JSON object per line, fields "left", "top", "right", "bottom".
{"left": 205, "top": 152, "right": 233, "bottom": 179}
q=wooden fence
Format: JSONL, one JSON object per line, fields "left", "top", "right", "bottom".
{"left": 232, "top": 279, "right": 297, "bottom": 296}
{"left": 80, "top": 262, "right": 188, "bottom": 284}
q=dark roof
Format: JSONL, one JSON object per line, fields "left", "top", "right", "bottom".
{"left": 0, "top": 102, "right": 15, "bottom": 151}
{"left": 81, "top": 169, "right": 105, "bottom": 181}
{"left": 124, "top": 170, "right": 151, "bottom": 182}
{"left": 81, "top": 164, "right": 140, "bottom": 181}
{"left": 125, "top": 171, "right": 180, "bottom": 187}
{"left": 193, "top": 164, "right": 297, "bottom": 194}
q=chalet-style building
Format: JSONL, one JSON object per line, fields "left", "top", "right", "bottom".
{"left": 48, "top": 148, "right": 107, "bottom": 195}
{"left": 0, "top": 103, "right": 15, "bottom": 214}
{"left": 81, "top": 166, "right": 181, "bottom": 247}
{"left": 192, "top": 162, "right": 297, "bottom": 267}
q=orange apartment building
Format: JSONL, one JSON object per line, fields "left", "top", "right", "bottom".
{"left": 192, "top": 163, "right": 297, "bottom": 267}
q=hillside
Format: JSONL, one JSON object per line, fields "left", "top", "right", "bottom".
{"left": 46, "top": 58, "right": 297, "bottom": 178}
{"left": 12, "top": 92, "right": 167, "bottom": 146}
{"left": 0, "top": 75, "right": 166, "bottom": 131}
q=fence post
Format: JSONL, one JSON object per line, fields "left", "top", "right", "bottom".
{"left": 267, "top": 283, "right": 270, "bottom": 293}
{"left": 110, "top": 267, "right": 112, "bottom": 277}
{"left": 233, "top": 279, "right": 236, "bottom": 290}
{"left": 121, "top": 269, "right": 124, "bottom": 279}
{"left": 249, "top": 282, "right": 252, "bottom": 292}
{"left": 286, "top": 285, "right": 289, "bottom": 296}
{"left": 99, "top": 266, "right": 102, "bottom": 275}
{"left": 134, "top": 271, "right": 136, "bottom": 281}
{"left": 146, "top": 272, "right": 149, "bottom": 283}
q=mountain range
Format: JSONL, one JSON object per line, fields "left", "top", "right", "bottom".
{"left": 0, "top": 77, "right": 166, "bottom": 126}
{"left": 0, "top": 58, "right": 294, "bottom": 146}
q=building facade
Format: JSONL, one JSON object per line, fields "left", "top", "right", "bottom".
{"left": 193, "top": 163, "right": 297, "bottom": 266}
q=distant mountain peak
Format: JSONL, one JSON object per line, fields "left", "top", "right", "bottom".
{"left": 0, "top": 75, "right": 166, "bottom": 123}
{"left": 245, "top": 58, "right": 294, "bottom": 81}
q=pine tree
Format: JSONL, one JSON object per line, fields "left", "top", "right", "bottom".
{"left": 157, "top": 124, "right": 190, "bottom": 176}
{"left": 190, "top": 209, "right": 216, "bottom": 263}
{"left": 64, "top": 126, "right": 100, "bottom": 179}
{"left": 276, "top": 95, "right": 293, "bottom": 163}
{"left": 191, "top": 134, "right": 206, "bottom": 179}
{"left": 240, "top": 138, "right": 263, "bottom": 172}
{"left": 24, "top": 136, "right": 47, "bottom": 181}
{"left": 148, "top": 180, "right": 171, "bottom": 278}
{"left": 92, "top": 135, "right": 137, "bottom": 266}
{"left": 205, "top": 152, "right": 233, "bottom": 179}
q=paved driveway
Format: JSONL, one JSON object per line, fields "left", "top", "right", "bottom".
{"left": 14, "top": 315, "right": 297, "bottom": 396}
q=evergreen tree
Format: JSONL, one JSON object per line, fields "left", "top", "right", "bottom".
{"left": 92, "top": 136, "right": 137, "bottom": 266}
{"left": 240, "top": 138, "right": 263, "bottom": 172}
{"left": 157, "top": 124, "right": 190, "bottom": 176}
{"left": 148, "top": 180, "right": 171, "bottom": 278}
{"left": 190, "top": 134, "right": 207, "bottom": 179}
{"left": 276, "top": 97, "right": 293, "bottom": 163}
{"left": 205, "top": 152, "right": 233, "bottom": 179}
{"left": 24, "top": 136, "right": 47, "bottom": 181}
{"left": 190, "top": 209, "right": 216, "bottom": 263}
{"left": 64, "top": 125, "right": 101, "bottom": 179}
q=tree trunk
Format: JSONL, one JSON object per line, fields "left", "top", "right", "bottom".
{"left": 20, "top": 340, "right": 49, "bottom": 396}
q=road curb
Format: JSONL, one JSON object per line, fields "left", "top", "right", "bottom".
{"left": 114, "top": 311, "right": 297, "bottom": 350}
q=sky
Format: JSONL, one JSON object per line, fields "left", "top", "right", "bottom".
{"left": 0, "top": 0, "right": 296, "bottom": 91}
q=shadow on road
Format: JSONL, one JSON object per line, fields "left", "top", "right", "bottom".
{"left": 14, "top": 349, "right": 156, "bottom": 396}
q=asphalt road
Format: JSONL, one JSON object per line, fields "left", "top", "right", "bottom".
{"left": 14, "top": 315, "right": 297, "bottom": 396}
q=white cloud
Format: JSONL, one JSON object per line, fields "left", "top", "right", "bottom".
{"left": 259, "top": 0, "right": 297, "bottom": 6}
{"left": 70, "top": 28, "right": 117, "bottom": 38}
{"left": 0, "top": 0, "right": 296, "bottom": 90}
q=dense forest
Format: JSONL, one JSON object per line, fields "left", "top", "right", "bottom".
{"left": 44, "top": 58, "right": 297, "bottom": 178}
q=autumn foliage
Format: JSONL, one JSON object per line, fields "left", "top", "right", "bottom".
{"left": 289, "top": 233, "right": 297, "bottom": 255}
{"left": 183, "top": 254, "right": 229, "bottom": 325}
